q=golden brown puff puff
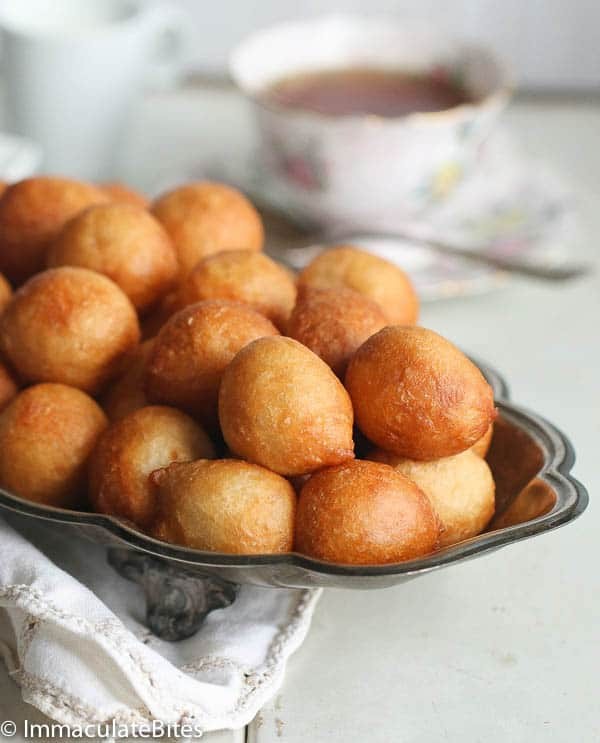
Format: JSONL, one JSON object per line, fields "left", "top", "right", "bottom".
{"left": 175, "top": 249, "right": 296, "bottom": 331}
{"left": 295, "top": 460, "right": 440, "bottom": 565}
{"left": 345, "top": 326, "right": 496, "bottom": 460}
{"left": 88, "top": 405, "right": 215, "bottom": 529}
{"left": 370, "top": 449, "right": 495, "bottom": 548}
{"left": 0, "top": 361, "right": 19, "bottom": 412}
{"left": 140, "top": 290, "right": 180, "bottom": 340}
{"left": 0, "top": 176, "right": 108, "bottom": 284}
{"left": 287, "top": 286, "right": 387, "bottom": 377}
{"left": 0, "top": 267, "right": 140, "bottom": 394}
{"left": 218, "top": 336, "right": 355, "bottom": 476}
{"left": 151, "top": 181, "right": 264, "bottom": 280}
{"left": 144, "top": 300, "right": 279, "bottom": 429}
{"left": 101, "top": 340, "right": 153, "bottom": 422}
{"left": 151, "top": 458, "right": 296, "bottom": 554}
{"left": 0, "top": 383, "right": 108, "bottom": 507}
{"left": 100, "top": 182, "right": 149, "bottom": 209}
{"left": 47, "top": 203, "right": 178, "bottom": 314}
{"left": 0, "top": 273, "right": 12, "bottom": 316}
{"left": 297, "top": 245, "right": 418, "bottom": 325}
{"left": 471, "top": 423, "right": 494, "bottom": 458}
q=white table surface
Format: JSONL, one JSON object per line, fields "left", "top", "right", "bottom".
{"left": 1, "top": 91, "right": 599, "bottom": 743}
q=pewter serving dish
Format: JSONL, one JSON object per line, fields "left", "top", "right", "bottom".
{"left": 0, "top": 360, "right": 588, "bottom": 640}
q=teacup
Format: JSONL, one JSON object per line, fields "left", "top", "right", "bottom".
{"left": 230, "top": 15, "right": 511, "bottom": 232}
{"left": 0, "top": 0, "right": 191, "bottom": 180}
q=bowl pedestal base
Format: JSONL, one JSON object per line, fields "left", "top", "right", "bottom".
{"left": 107, "top": 548, "right": 239, "bottom": 641}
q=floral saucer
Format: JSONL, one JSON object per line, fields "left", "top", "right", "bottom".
{"left": 185, "top": 125, "right": 581, "bottom": 300}
{"left": 233, "top": 129, "right": 581, "bottom": 300}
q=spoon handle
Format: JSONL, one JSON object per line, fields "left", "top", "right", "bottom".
{"left": 309, "top": 230, "right": 591, "bottom": 281}
{"left": 259, "top": 207, "right": 590, "bottom": 281}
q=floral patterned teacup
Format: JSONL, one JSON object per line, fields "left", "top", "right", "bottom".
{"left": 230, "top": 15, "right": 511, "bottom": 232}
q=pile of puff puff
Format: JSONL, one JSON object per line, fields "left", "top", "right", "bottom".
{"left": 0, "top": 177, "right": 496, "bottom": 565}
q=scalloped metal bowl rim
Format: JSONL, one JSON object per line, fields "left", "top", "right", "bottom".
{"left": 0, "top": 359, "right": 588, "bottom": 579}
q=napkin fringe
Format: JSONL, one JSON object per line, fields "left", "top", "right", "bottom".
{"left": 15, "top": 668, "right": 151, "bottom": 728}
{"left": 0, "top": 582, "right": 321, "bottom": 732}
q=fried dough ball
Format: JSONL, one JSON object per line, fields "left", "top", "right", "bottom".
{"left": 0, "top": 182, "right": 7, "bottom": 198}
{"left": 145, "top": 300, "right": 278, "bottom": 427}
{"left": 151, "top": 182, "right": 264, "bottom": 279}
{"left": 101, "top": 182, "right": 149, "bottom": 208}
{"left": 102, "top": 340, "right": 153, "bottom": 422}
{"left": 141, "top": 291, "right": 179, "bottom": 340}
{"left": 0, "top": 383, "right": 107, "bottom": 507}
{"left": 151, "top": 459, "right": 296, "bottom": 554}
{"left": 0, "top": 361, "right": 19, "bottom": 412}
{"left": 176, "top": 250, "right": 296, "bottom": 330}
{"left": 287, "top": 287, "right": 387, "bottom": 377}
{"left": 345, "top": 326, "right": 496, "bottom": 460}
{"left": 47, "top": 203, "right": 178, "bottom": 313}
{"left": 0, "top": 274, "right": 12, "bottom": 316}
{"left": 89, "top": 405, "right": 215, "bottom": 528}
{"left": 295, "top": 460, "right": 440, "bottom": 564}
{"left": 219, "top": 336, "right": 355, "bottom": 476}
{"left": 0, "top": 176, "right": 108, "bottom": 284}
{"left": 371, "top": 449, "right": 495, "bottom": 548}
{"left": 0, "top": 267, "right": 140, "bottom": 394}
{"left": 297, "top": 245, "right": 418, "bottom": 325}
{"left": 472, "top": 423, "right": 494, "bottom": 458}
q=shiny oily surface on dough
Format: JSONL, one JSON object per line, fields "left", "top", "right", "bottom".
{"left": 345, "top": 326, "right": 496, "bottom": 460}
{"left": 295, "top": 460, "right": 440, "bottom": 564}
{"left": 371, "top": 448, "right": 495, "bottom": 547}
{"left": 151, "top": 181, "right": 264, "bottom": 279}
{"left": 297, "top": 244, "right": 419, "bottom": 325}
{"left": 219, "top": 336, "right": 355, "bottom": 476}
{"left": 0, "top": 176, "right": 108, "bottom": 285}
{"left": 89, "top": 405, "right": 215, "bottom": 528}
{"left": 48, "top": 203, "right": 178, "bottom": 313}
{"left": 287, "top": 286, "right": 387, "bottom": 377}
{"left": 176, "top": 249, "right": 297, "bottom": 330}
{"left": 0, "top": 383, "right": 107, "bottom": 508}
{"left": 151, "top": 458, "right": 296, "bottom": 554}
{"left": 471, "top": 423, "right": 494, "bottom": 458}
{"left": 102, "top": 340, "right": 153, "bottom": 422}
{"left": 144, "top": 300, "right": 279, "bottom": 428}
{"left": 0, "top": 267, "right": 140, "bottom": 394}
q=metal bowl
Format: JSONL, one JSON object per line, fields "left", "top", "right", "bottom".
{"left": 0, "top": 360, "right": 588, "bottom": 639}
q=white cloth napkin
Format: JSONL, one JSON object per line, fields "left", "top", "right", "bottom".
{"left": 0, "top": 515, "right": 320, "bottom": 733}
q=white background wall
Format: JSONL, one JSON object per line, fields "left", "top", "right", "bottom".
{"left": 171, "top": 0, "right": 600, "bottom": 90}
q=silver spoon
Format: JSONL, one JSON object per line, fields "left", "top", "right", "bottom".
{"left": 260, "top": 208, "right": 591, "bottom": 281}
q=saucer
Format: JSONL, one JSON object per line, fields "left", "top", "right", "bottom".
{"left": 215, "top": 129, "right": 580, "bottom": 300}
